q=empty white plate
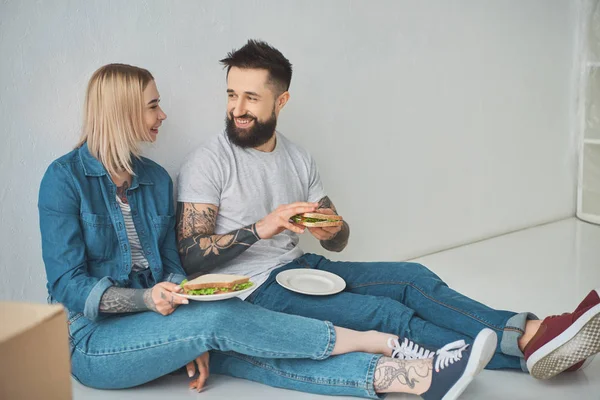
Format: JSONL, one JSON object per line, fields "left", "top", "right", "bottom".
{"left": 276, "top": 269, "right": 346, "bottom": 296}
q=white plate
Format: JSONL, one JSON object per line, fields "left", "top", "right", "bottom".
{"left": 276, "top": 269, "right": 346, "bottom": 296}
{"left": 175, "top": 283, "right": 255, "bottom": 302}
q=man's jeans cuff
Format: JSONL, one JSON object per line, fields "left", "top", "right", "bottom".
{"left": 520, "top": 358, "right": 529, "bottom": 372}
{"left": 316, "top": 321, "right": 337, "bottom": 360}
{"left": 501, "top": 312, "right": 538, "bottom": 372}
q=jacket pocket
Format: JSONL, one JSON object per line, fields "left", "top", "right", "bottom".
{"left": 80, "top": 212, "right": 117, "bottom": 261}
{"left": 151, "top": 215, "right": 172, "bottom": 245}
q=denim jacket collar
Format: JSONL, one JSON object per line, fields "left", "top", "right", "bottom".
{"left": 78, "top": 142, "right": 154, "bottom": 187}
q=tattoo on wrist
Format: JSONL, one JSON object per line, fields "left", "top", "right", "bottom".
{"left": 249, "top": 223, "right": 260, "bottom": 239}
{"left": 316, "top": 196, "right": 349, "bottom": 252}
{"left": 143, "top": 289, "right": 158, "bottom": 312}
{"left": 320, "top": 221, "right": 349, "bottom": 252}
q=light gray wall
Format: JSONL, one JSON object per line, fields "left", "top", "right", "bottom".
{"left": 0, "top": 0, "right": 579, "bottom": 303}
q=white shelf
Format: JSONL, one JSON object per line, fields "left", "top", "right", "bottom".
{"left": 584, "top": 138, "right": 600, "bottom": 145}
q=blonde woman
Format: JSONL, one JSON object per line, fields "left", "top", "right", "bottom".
{"left": 38, "top": 63, "right": 495, "bottom": 399}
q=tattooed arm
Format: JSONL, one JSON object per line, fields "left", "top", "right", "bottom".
{"left": 99, "top": 287, "right": 156, "bottom": 313}
{"left": 310, "top": 196, "right": 350, "bottom": 252}
{"left": 176, "top": 201, "right": 319, "bottom": 275}
{"left": 176, "top": 202, "right": 260, "bottom": 276}
{"left": 98, "top": 282, "right": 187, "bottom": 315}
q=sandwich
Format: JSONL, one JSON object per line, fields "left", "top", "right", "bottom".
{"left": 290, "top": 212, "right": 344, "bottom": 228}
{"left": 180, "top": 274, "right": 253, "bottom": 295}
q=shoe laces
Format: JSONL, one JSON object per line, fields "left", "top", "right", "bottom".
{"left": 434, "top": 340, "right": 470, "bottom": 372}
{"left": 388, "top": 338, "right": 435, "bottom": 360}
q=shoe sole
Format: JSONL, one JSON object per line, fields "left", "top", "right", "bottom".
{"left": 442, "top": 328, "right": 497, "bottom": 400}
{"left": 577, "top": 354, "right": 596, "bottom": 371}
{"left": 527, "top": 292, "right": 600, "bottom": 379}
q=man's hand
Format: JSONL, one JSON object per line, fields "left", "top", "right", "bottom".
{"left": 146, "top": 282, "right": 188, "bottom": 316}
{"left": 255, "top": 202, "right": 319, "bottom": 239}
{"left": 307, "top": 208, "right": 342, "bottom": 241}
{"left": 188, "top": 352, "right": 210, "bottom": 392}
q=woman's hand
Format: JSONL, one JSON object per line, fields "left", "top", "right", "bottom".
{"left": 187, "top": 352, "right": 210, "bottom": 392}
{"left": 145, "top": 282, "right": 188, "bottom": 316}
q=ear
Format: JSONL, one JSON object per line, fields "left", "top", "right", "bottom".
{"left": 275, "top": 91, "right": 290, "bottom": 112}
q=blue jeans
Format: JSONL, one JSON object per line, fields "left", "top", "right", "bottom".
{"left": 69, "top": 298, "right": 383, "bottom": 398}
{"left": 247, "top": 253, "right": 534, "bottom": 371}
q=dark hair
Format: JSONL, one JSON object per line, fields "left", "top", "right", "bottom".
{"left": 220, "top": 40, "right": 293, "bottom": 94}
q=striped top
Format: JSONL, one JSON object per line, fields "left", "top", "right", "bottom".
{"left": 116, "top": 196, "right": 149, "bottom": 271}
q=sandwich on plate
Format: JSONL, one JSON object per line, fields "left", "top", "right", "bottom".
{"left": 180, "top": 274, "right": 253, "bottom": 296}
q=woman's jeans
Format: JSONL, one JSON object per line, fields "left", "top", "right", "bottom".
{"left": 69, "top": 298, "right": 384, "bottom": 399}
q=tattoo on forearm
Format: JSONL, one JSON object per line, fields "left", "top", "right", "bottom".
{"left": 318, "top": 196, "right": 336, "bottom": 212}
{"left": 176, "top": 202, "right": 260, "bottom": 275}
{"left": 179, "top": 226, "right": 260, "bottom": 274}
{"left": 99, "top": 287, "right": 155, "bottom": 314}
{"left": 320, "top": 221, "right": 349, "bottom": 252}
{"left": 373, "top": 357, "right": 432, "bottom": 393}
{"left": 317, "top": 196, "right": 350, "bottom": 252}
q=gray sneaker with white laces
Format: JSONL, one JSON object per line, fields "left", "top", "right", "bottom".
{"left": 388, "top": 329, "right": 497, "bottom": 400}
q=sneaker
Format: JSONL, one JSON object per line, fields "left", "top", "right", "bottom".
{"left": 524, "top": 288, "right": 600, "bottom": 379}
{"left": 421, "top": 328, "right": 497, "bottom": 400}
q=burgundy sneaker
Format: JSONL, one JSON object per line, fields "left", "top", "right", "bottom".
{"left": 524, "top": 288, "right": 600, "bottom": 379}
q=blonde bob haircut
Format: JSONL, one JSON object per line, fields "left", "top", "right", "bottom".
{"left": 77, "top": 63, "right": 154, "bottom": 177}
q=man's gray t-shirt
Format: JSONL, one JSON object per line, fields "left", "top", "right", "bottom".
{"left": 177, "top": 131, "right": 326, "bottom": 298}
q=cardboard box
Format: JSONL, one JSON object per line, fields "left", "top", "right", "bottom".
{"left": 0, "top": 302, "right": 72, "bottom": 400}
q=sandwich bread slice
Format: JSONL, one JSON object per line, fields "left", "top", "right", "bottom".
{"left": 291, "top": 212, "right": 344, "bottom": 228}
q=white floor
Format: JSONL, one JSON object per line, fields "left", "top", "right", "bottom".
{"left": 73, "top": 218, "right": 600, "bottom": 400}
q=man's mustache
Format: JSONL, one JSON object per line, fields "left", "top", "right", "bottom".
{"left": 230, "top": 113, "right": 256, "bottom": 120}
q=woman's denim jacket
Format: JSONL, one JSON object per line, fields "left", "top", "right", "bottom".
{"left": 38, "top": 143, "right": 186, "bottom": 321}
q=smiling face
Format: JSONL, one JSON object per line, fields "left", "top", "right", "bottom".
{"left": 225, "top": 67, "right": 288, "bottom": 148}
{"left": 142, "top": 80, "right": 167, "bottom": 142}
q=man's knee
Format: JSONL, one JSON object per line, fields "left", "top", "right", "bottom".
{"left": 396, "top": 262, "right": 443, "bottom": 283}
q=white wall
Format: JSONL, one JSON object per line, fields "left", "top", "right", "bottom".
{"left": 0, "top": 0, "right": 579, "bottom": 303}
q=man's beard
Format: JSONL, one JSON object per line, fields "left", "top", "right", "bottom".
{"left": 225, "top": 110, "right": 277, "bottom": 149}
